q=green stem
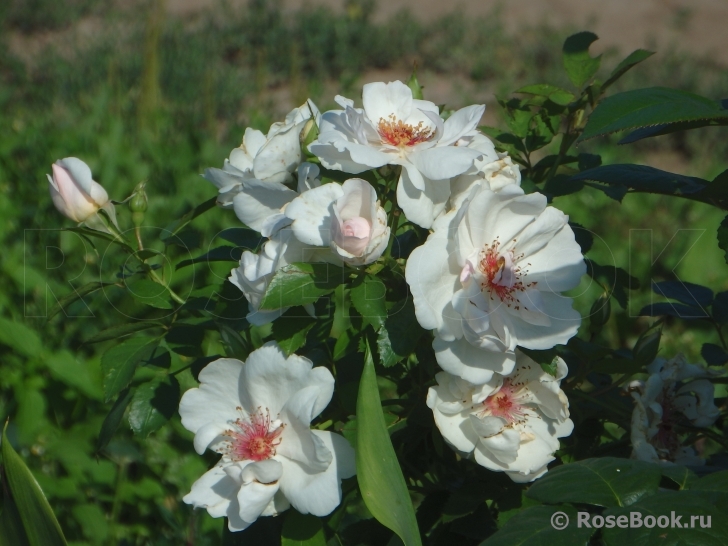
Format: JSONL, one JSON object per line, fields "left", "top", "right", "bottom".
{"left": 148, "top": 268, "right": 186, "bottom": 305}
{"left": 108, "top": 462, "right": 128, "bottom": 546}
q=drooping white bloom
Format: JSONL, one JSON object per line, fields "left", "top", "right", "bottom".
{"left": 229, "top": 226, "right": 341, "bottom": 326}
{"left": 427, "top": 351, "right": 573, "bottom": 482}
{"left": 628, "top": 354, "right": 721, "bottom": 465}
{"left": 47, "top": 157, "right": 119, "bottom": 231}
{"left": 285, "top": 178, "right": 390, "bottom": 266}
{"left": 308, "top": 81, "right": 486, "bottom": 228}
{"left": 180, "top": 342, "right": 356, "bottom": 532}
{"left": 204, "top": 101, "right": 321, "bottom": 231}
{"left": 406, "top": 184, "right": 585, "bottom": 384}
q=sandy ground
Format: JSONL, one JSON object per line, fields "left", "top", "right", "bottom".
{"left": 165, "top": 0, "right": 728, "bottom": 66}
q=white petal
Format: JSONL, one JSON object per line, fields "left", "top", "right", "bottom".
{"left": 278, "top": 386, "right": 334, "bottom": 472}
{"left": 285, "top": 183, "right": 343, "bottom": 246}
{"left": 507, "top": 292, "right": 581, "bottom": 350}
{"left": 362, "top": 81, "right": 414, "bottom": 127}
{"left": 241, "top": 343, "right": 335, "bottom": 417}
{"left": 183, "top": 464, "right": 250, "bottom": 531}
{"left": 476, "top": 427, "right": 520, "bottom": 464}
{"left": 231, "top": 179, "right": 298, "bottom": 233}
{"left": 396, "top": 168, "right": 450, "bottom": 229}
{"left": 405, "top": 234, "right": 460, "bottom": 334}
{"left": 438, "top": 105, "right": 485, "bottom": 147}
{"left": 179, "top": 358, "right": 246, "bottom": 435}
{"left": 427, "top": 386, "right": 478, "bottom": 454}
{"left": 409, "top": 146, "right": 483, "bottom": 181}
{"left": 433, "top": 337, "right": 516, "bottom": 384}
{"left": 278, "top": 431, "right": 355, "bottom": 517}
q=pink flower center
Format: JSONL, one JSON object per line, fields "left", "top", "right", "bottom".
{"left": 377, "top": 115, "right": 434, "bottom": 148}
{"left": 481, "top": 380, "right": 527, "bottom": 424}
{"left": 478, "top": 241, "right": 535, "bottom": 307}
{"left": 223, "top": 408, "right": 284, "bottom": 462}
{"left": 342, "top": 216, "right": 371, "bottom": 239}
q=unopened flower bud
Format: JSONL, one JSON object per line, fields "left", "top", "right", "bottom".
{"left": 129, "top": 180, "right": 148, "bottom": 227}
{"left": 407, "top": 65, "right": 424, "bottom": 100}
{"left": 300, "top": 117, "right": 320, "bottom": 160}
{"left": 47, "top": 158, "right": 110, "bottom": 222}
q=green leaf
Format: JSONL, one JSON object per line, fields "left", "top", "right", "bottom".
{"left": 602, "top": 49, "right": 654, "bottom": 91}
{"left": 585, "top": 260, "right": 640, "bottom": 309}
{"left": 46, "top": 281, "right": 116, "bottom": 320}
{"left": 481, "top": 505, "right": 595, "bottom": 546}
{"left": 281, "top": 510, "right": 327, "bottom": 546}
{"left": 718, "top": 215, "right": 728, "bottom": 263}
{"left": 101, "top": 337, "right": 160, "bottom": 401}
{"left": 562, "top": 31, "right": 601, "bottom": 88}
{"left": 356, "top": 341, "right": 422, "bottom": 546}
{"left": 128, "top": 376, "right": 179, "bottom": 437}
{"left": 259, "top": 263, "right": 345, "bottom": 311}
{"left": 1, "top": 425, "right": 68, "bottom": 546}
{"left": 572, "top": 165, "right": 709, "bottom": 203}
{"left": 45, "top": 351, "right": 103, "bottom": 400}
{"left": 478, "top": 126, "right": 526, "bottom": 158}
{"left": 126, "top": 278, "right": 175, "bottom": 310}
{"left": 516, "top": 84, "right": 575, "bottom": 106}
{"left": 217, "top": 323, "right": 252, "bottom": 360}
{"left": 619, "top": 117, "right": 728, "bottom": 144}
{"left": 652, "top": 280, "right": 713, "bottom": 307}
{"left": 525, "top": 457, "right": 662, "bottom": 507}
{"left": 175, "top": 246, "right": 245, "bottom": 270}
{"left": 96, "top": 388, "right": 134, "bottom": 452}
{"left": 350, "top": 275, "right": 387, "bottom": 331}
{"left": 702, "top": 343, "right": 728, "bottom": 365}
{"left": 0, "top": 479, "right": 31, "bottom": 546}
{"left": 0, "top": 317, "right": 42, "bottom": 359}
{"left": 217, "top": 227, "right": 264, "bottom": 249}
{"left": 160, "top": 196, "right": 217, "bottom": 243}
{"left": 602, "top": 490, "right": 728, "bottom": 545}
{"left": 591, "top": 358, "right": 641, "bottom": 374}
{"left": 661, "top": 465, "right": 698, "bottom": 490}
{"left": 84, "top": 321, "right": 164, "bottom": 344}
{"left": 407, "top": 65, "right": 424, "bottom": 101}
{"left": 377, "top": 299, "right": 424, "bottom": 367}
{"left": 579, "top": 87, "right": 728, "bottom": 142}
{"left": 271, "top": 312, "right": 316, "bottom": 355}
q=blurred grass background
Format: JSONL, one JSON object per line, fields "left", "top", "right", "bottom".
{"left": 1, "top": 0, "right": 727, "bottom": 543}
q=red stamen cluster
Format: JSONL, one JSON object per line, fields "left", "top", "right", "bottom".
{"left": 478, "top": 240, "right": 535, "bottom": 308}
{"left": 222, "top": 407, "right": 284, "bottom": 462}
{"left": 377, "top": 115, "right": 434, "bottom": 147}
{"left": 482, "top": 380, "right": 527, "bottom": 424}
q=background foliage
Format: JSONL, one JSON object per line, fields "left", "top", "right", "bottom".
{"left": 1, "top": 0, "right": 727, "bottom": 544}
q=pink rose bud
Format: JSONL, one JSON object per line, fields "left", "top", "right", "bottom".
{"left": 47, "top": 158, "right": 110, "bottom": 222}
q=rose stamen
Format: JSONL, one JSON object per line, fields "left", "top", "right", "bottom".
{"left": 222, "top": 407, "right": 284, "bottom": 462}
{"left": 377, "top": 114, "right": 434, "bottom": 148}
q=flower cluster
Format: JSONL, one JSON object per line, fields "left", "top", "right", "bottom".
{"left": 628, "top": 354, "right": 721, "bottom": 466}
{"left": 197, "top": 80, "right": 584, "bottom": 488}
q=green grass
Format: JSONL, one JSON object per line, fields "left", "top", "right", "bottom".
{"left": 1, "top": 0, "right": 727, "bottom": 543}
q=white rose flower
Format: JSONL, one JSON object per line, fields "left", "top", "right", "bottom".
{"left": 229, "top": 227, "right": 341, "bottom": 326}
{"left": 405, "top": 184, "right": 585, "bottom": 384}
{"left": 308, "top": 81, "right": 486, "bottom": 228}
{"left": 180, "top": 342, "right": 356, "bottom": 532}
{"left": 204, "top": 100, "right": 321, "bottom": 225}
{"left": 628, "top": 354, "right": 721, "bottom": 465}
{"left": 285, "top": 178, "right": 390, "bottom": 266}
{"left": 47, "top": 157, "right": 119, "bottom": 231}
{"left": 427, "top": 351, "right": 573, "bottom": 482}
